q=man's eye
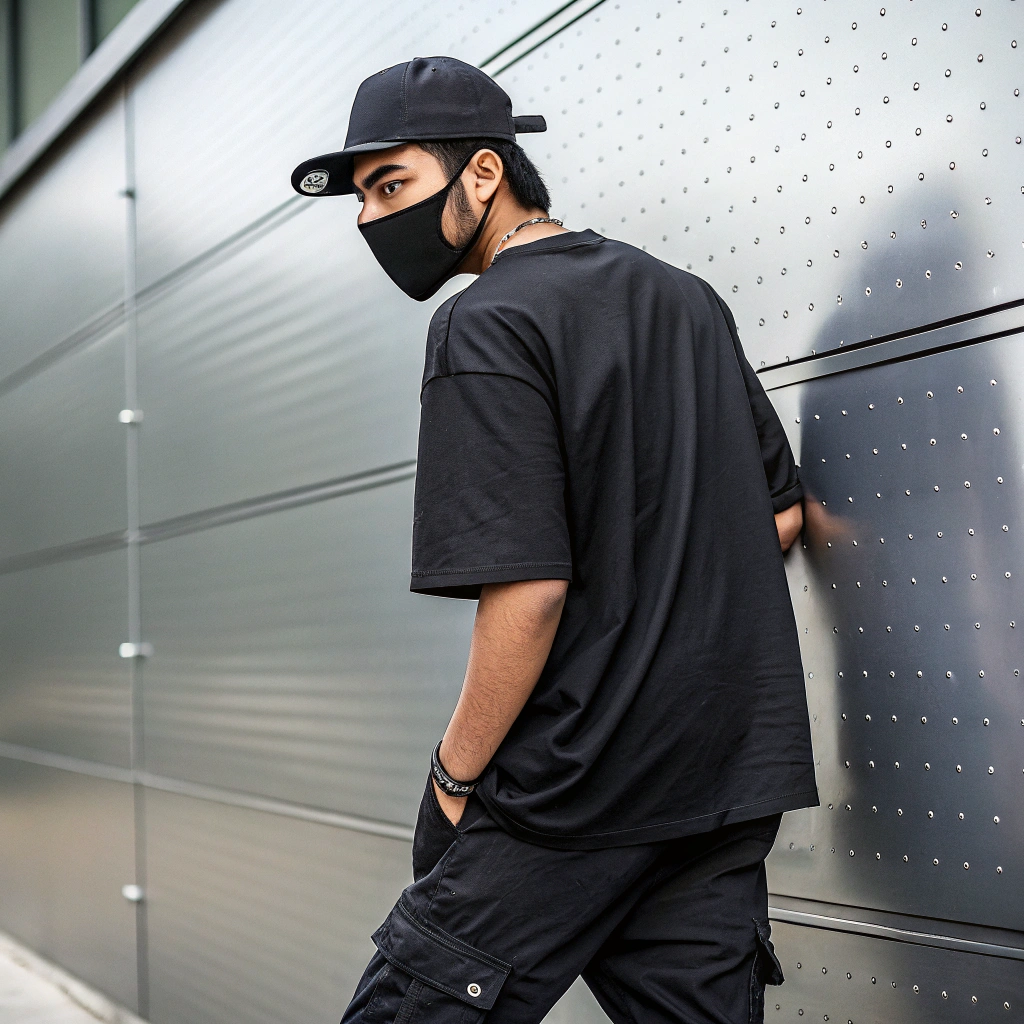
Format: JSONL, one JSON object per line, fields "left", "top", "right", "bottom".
{"left": 383, "top": 180, "right": 401, "bottom": 196}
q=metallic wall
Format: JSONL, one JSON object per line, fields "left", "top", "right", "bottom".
{"left": 0, "top": 1, "right": 1020, "bottom": 1022}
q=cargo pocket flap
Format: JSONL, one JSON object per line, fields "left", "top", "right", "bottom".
{"left": 754, "top": 919, "right": 785, "bottom": 986}
{"left": 371, "top": 898, "right": 511, "bottom": 1011}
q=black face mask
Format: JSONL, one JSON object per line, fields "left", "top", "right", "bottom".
{"left": 358, "top": 151, "right": 494, "bottom": 302}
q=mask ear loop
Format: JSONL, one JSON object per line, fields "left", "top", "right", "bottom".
{"left": 436, "top": 146, "right": 498, "bottom": 261}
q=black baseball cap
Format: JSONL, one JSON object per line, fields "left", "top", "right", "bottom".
{"left": 290, "top": 56, "right": 546, "bottom": 198}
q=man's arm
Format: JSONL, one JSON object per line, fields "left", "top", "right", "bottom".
{"left": 775, "top": 499, "right": 803, "bottom": 553}
{"left": 434, "top": 577, "right": 569, "bottom": 825}
{"left": 707, "top": 285, "right": 805, "bottom": 516}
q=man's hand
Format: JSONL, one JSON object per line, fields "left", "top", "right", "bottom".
{"left": 435, "top": 578, "right": 568, "bottom": 826}
{"left": 775, "top": 500, "right": 803, "bottom": 553}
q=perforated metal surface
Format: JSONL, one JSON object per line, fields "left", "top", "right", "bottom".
{"left": 506, "top": 1, "right": 1024, "bottom": 369}
{"left": 767, "top": 334, "right": 1024, "bottom": 932}
{"left": 766, "top": 920, "right": 1024, "bottom": 1024}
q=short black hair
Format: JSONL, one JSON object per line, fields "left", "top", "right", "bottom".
{"left": 418, "top": 138, "right": 551, "bottom": 212}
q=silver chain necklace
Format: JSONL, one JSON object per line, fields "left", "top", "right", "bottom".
{"left": 489, "top": 217, "right": 564, "bottom": 267}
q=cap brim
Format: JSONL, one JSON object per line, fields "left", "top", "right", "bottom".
{"left": 290, "top": 141, "right": 406, "bottom": 197}
{"left": 291, "top": 119, "right": 547, "bottom": 197}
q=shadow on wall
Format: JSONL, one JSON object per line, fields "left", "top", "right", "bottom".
{"left": 788, "top": 179, "right": 1024, "bottom": 928}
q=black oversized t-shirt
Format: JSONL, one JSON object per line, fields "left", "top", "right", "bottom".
{"left": 411, "top": 229, "right": 818, "bottom": 849}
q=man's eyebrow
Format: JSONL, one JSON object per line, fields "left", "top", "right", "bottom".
{"left": 359, "top": 163, "right": 408, "bottom": 191}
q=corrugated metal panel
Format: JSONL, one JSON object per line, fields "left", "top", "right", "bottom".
{"left": 134, "top": 202, "right": 438, "bottom": 523}
{"left": 129, "top": 0, "right": 567, "bottom": 291}
{"left": 144, "top": 788, "right": 611, "bottom": 1024}
{"left": 0, "top": 326, "right": 127, "bottom": 560}
{"left": 0, "top": 550, "right": 132, "bottom": 767}
{"left": 0, "top": 98, "right": 125, "bottom": 380}
{"left": 140, "top": 477, "right": 475, "bottom": 826}
{"left": 143, "top": 788, "right": 412, "bottom": 1024}
{"left": 0, "top": 757, "right": 138, "bottom": 1012}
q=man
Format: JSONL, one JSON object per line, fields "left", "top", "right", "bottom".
{"left": 292, "top": 56, "right": 816, "bottom": 1024}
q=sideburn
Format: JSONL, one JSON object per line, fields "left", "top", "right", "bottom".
{"left": 445, "top": 178, "right": 480, "bottom": 249}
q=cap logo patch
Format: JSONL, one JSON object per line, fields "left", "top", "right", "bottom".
{"left": 300, "top": 169, "right": 329, "bottom": 194}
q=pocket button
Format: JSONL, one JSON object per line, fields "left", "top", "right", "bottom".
{"left": 467, "top": 983, "right": 482, "bottom": 998}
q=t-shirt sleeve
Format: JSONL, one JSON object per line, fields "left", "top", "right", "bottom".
{"left": 708, "top": 285, "right": 804, "bottom": 514}
{"left": 410, "top": 371, "right": 573, "bottom": 599}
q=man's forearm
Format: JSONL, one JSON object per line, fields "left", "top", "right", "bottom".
{"left": 435, "top": 578, "right": 568, "bottom": 816}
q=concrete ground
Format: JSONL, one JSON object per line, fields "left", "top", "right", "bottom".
{"left": 0, "top": 951, "right": 101, "bottom": 1024}
{"left": 0, "top": 933, "right": 142, "bottom": 1024}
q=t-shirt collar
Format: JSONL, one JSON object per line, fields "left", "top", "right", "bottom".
{"left": 490, "top": 228, "right": 603, "bottom": 262}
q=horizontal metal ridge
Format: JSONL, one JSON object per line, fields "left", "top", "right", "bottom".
{"left": 0, "top": 301, "right": 125, "bottom": 400}
{"left": 137, "top": 772, "right": 415, "bottom": 842}
{"left": 0, "top": 461, "right": 417, "bottom": 576}
{"left": 769, "top": 907, "right": 1024, "bottom": 962}
{"left": 0, "top": 742, "right": 414, "bottom": 843}
{"left": 138, "top": 460, "right": 417, "bottom": 544}
{"left": 0, "top": 530, "right": 129, "bottom": 577}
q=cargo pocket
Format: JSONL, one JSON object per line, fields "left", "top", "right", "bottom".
{"left": 366, "top": 896, "right": 511, "bottom": 1023}
{"left": 748, "top": 918, "right": 785, "bottom": 1024}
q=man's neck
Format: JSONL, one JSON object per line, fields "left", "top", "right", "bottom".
{"left": 462, "top": 199, "right": 568, "bottom": 276}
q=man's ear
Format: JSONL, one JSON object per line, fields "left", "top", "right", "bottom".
{"left": 466, "top": 148, "right": 503, "bottom": 204}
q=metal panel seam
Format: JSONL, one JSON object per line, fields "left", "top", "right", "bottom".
{"left": 481, "top": 0, "right": 609, "bottom": 77}
{"left": 769, "top": 908, "right": 1024, "bottom": 962}
{"left": 0, "top": 462, "right": 418, "bottom": 576}
{"left": 0, "top": 743, "right": 415, "bottom": 842}
{"left": 760, "top": 308, "right": 1024, "bottom": 390}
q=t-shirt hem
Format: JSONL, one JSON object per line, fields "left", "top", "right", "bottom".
{"left": 410, "top": 562, "right": 573, "bottom": 599}
{"left": 475, "top": 787, "right": 821, "bottom": 850}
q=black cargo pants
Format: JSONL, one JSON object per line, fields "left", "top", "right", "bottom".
{"left": 340, "top": 777, "right": 785, "bottom": 1024}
